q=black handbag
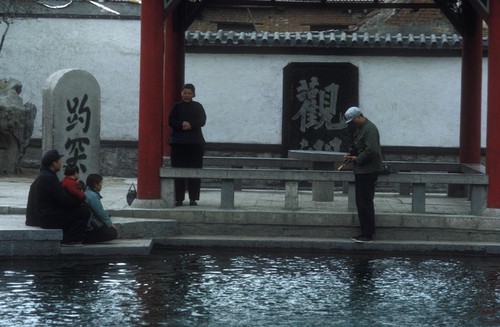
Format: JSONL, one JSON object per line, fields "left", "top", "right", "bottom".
{"left": 381, "top": 163, "right": 396, "bottom": 175}
{"left": 126, "top": 183, "right": 137, "bottom": 205}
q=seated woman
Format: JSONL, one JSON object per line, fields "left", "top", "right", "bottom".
{"left": 83, "top": 173, "right": 118, "bottom": 244}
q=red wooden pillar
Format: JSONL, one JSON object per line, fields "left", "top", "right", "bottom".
{"left": 459, "top": 6, "right": 482, "bottom": 164}
{"left": 487, "top": 1, "right": 500, "bottom": 207}
{"left": 447, "top": 4, "right": 484, "bottom": 198}
{"left": 163, "top": 14, "right": 186, "bottom": 156}
{"left": 137, "top": 0, "right": 164, "bottom": 199}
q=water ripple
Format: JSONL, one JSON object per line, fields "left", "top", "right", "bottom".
{"left": 0, "top": 250, "right": 499, "bottom": 326}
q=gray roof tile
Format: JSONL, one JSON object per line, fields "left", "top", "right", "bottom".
{"left": 185, "top": 30, "right": 466, "bottom": 49}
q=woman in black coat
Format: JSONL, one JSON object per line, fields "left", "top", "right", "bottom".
{"left": 168, "top": 83, "right": 207, "bottom": 206}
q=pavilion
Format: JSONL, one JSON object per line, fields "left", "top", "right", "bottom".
{"left": 137, "top": 0, "right": 500, "bottom": 208}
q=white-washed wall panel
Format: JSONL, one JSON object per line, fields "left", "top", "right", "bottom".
{"left": 0, "top": 18, "right": 488, "bottom": 147}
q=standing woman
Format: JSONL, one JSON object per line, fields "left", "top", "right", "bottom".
{"left": 168, "top": 83, "right": 207, "bottom": 206}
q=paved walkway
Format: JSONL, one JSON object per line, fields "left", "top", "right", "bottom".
{"left": 0, "top": 174, "right": 496, "bottom": 216}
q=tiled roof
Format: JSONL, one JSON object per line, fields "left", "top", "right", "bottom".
{"left": 185, "top": 30, "right": 465, "bottom": 50}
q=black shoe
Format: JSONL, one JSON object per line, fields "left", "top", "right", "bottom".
{"left": 175, "top": 201, "right": 183, "bottom": 207}
{"left": 189, "top": 200, "right": 197, "bottom": 206}
{"left": 351, "top": 234, "right": 373, "bottom": 243}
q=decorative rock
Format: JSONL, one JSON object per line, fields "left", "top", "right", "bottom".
{"left": 0, "top": 78, "right": 37, "bottom": 174}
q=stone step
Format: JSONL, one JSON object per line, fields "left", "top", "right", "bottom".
{"left": 1, "top": 239, "right": 61, "bottom": 256}
{"left": 0, "top": 216, "right": 62, "bottom": 255}
{"left": 0, "top": 215, "right": 177, "bottom": 256}
{"left": 155, "top": 235, "right": 500, "bottom": 256}
{"left": 113, "top": 217, "right": 178, "bottom": 238}
{"left": 3, "top": 214, "right": 500, "bottom": 256}
{"left": 133, "top": 210, "right": 500, "bottom": 243}
{"left": 60, "top": 238, "right": 153, "bottom": 256}
{"left": 0, "top": 226, "right": 62, "bottom": 241}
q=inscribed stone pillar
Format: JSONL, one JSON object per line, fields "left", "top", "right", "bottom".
{"left": 42, "top": 69, "right": 100, "bottom": 181}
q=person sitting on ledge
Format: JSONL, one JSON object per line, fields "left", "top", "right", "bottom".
{"left": 26, "top": 149, "right": 90, "bottom": 247}
{"left": 61, "top": 164, "right": 86, "bottom": 201}
{"left": 83, "top": 173, "right": 118, "bottom": 244}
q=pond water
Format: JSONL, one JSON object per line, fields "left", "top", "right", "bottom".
{"left": 1, "top": 248, "right": 500, "bottom": 326}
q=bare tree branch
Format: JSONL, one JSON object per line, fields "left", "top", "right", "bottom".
{"left": 0, "top": 20, "right": 10, "bottom": 54}
{"left": 0, "top": 0, "right": 18, "bottom": 54}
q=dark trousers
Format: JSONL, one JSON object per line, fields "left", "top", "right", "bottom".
{"left": 40, "top": 205, "right": 90, "bottom": 243}
{"left": 170, "top": 143, "right": 204, "bottom": 202}
{"left": 354, "top": 172, "right": 379, "bottom": 236}
{"left": 83, "top": 225, "right": 118, "bottom": 244}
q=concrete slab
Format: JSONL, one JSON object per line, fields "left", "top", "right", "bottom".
{"left": 0, "top": 240, "right": 61, "bottom": 256}
{"left": 0, "top": 215, "right": 172, "bottom": 256}
{"left": 156, "top": 235, "right": 500, "bottom": 256}
{"left": 60, "top": 239, "right": 153, "bottom": 256}
{"left": 113, "top": 217, "right": 178, "bottom": 238}
{"left": 0, "top": 215, "right": 62, "bottom": 240}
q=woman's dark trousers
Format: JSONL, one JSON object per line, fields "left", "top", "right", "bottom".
{"left": 83, "top": 225, "right": 118, "bottom": 244}
{"left": 170, "top": 144, "right": 204, "bottom": 202}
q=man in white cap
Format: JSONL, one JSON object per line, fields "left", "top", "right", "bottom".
{"left": 343, "top": 106, "right": 384, "bottom": 243}
{"left": 26, "top": 149, "right": 90, "bottom": 246}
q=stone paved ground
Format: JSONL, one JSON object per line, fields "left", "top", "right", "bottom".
{"left": 0, "top": 170, "right": 484, "bottom": 215}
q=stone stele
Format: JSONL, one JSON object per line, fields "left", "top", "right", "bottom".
{"left": 42, "top": 68, "right": 100, "bottom": 182}
{"left": 0, "top": 78, "right": 37, "bottom": 174}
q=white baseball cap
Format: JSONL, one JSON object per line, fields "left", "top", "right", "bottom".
{"left": 344, "top": 106, "right": 362, "bottom": 123}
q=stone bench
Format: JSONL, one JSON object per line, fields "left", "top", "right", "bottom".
{"left": 164, "top": 156, "right": 480, "bottom": 194}
{"left": 164, "top": 155, "right": 314, "bottom": 191}
{"left": 165, "top": 156, "right": 463, "bottom": 171}
{"left": 164, "top": 156, "right": 467, "bottom": 174}
{"left": 164, "top": 156, "right": 314, "bottom": 169}
{"left": 159, "top": 166, "right": 488, "bottom": 215}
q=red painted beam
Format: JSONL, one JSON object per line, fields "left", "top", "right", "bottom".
{"left": 137, "top": 0, "right": 164, "bottom": 199}
{"left": 487, "top": 1, "right": 500, "bottom": 207}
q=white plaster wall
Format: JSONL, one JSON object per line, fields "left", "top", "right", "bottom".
{"left": 185, "top": 53, "right": 284, "bottom": 144}
{"left": 0, "top": 18, "right": 488, "bottom": 148}
{"left": 188, "top": 53, "right": 488, "bottom": 147}
{"left": 0, "top": 18, "right": 140, "bottom": 141}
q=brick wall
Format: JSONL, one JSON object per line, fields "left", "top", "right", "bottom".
{"left": 187, "top": 5, "right": 458, "bottom": 34}
{"left": 188, "top": 7, "right": 376, "bottom": 32}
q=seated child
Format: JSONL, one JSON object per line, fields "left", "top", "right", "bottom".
{"left": 61, "top": 165, "right": 86, "bottom": 200}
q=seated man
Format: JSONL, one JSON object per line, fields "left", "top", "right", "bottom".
{"left": 26, "top": 149, "right": 90, "bottom": 246}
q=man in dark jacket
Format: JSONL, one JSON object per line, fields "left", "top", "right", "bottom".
{"left": 343, "top": 107, "right": 384, "bottom": 243}
{"left": 26, "top": 149, "right": 89, "bottom": 246}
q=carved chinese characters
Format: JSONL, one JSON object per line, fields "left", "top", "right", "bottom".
{"left": 283, "top": 63, "right": 359, "bottom": 155}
